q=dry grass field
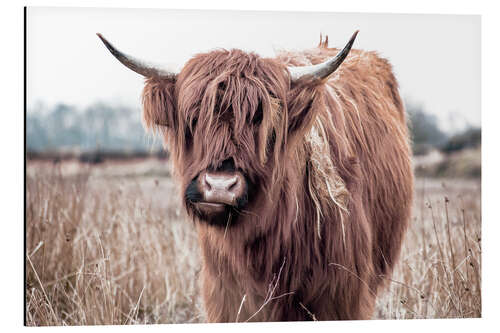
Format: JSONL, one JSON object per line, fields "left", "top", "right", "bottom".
{"left": 25, "top": 158, "right": 481, "bottom": 325}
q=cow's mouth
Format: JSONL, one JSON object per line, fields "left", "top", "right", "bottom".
{"left": 193, "top": 201, "right": 226, "bottom": 214}
{"left": 188, "top": 200, "right": 238, "bottom": 227}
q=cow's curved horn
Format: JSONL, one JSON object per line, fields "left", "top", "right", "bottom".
{"left": 96, "top": 33, "right": 175, "bottom": 79}
{"left": 288, "top": 30, "right": 359, "bottom": 82}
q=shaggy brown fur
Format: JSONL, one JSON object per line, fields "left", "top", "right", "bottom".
{"left": 140, "top": 35, "right": 413, "bottom": 322}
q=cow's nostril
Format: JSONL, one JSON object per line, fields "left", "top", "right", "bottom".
{"left": 203, "top": 175, "right": 212, "bottom": 190}
{"left": 227, "top": 177, "right": 238, "bottom": 192}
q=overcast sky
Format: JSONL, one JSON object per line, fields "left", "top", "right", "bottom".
{"left": 27, "top": 7, "right": 480, "bottom": 132}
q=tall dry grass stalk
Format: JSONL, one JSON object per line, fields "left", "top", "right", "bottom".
{"left": 26, "top": 163, "right": 203, "bottom": 325}
{"left": 25, "top": 160, "right": 481, "bottom": 325}
{"left": 374, "top": 178, "right": 481, "bottom": 319}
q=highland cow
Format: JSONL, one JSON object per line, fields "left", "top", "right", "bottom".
{"left": 98, "top": 31, "right": 413, "bottom": 322}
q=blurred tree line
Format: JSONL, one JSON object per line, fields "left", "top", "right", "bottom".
{"left": 27, "top": 103, "right": 162, "bottom": 154}
{"left": 27, "top": 101, "right": 480, "bottom": 157}
{"left": 406, "top": 102, "right": 480, "bottom": 155}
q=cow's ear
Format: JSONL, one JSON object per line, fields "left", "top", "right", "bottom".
{"left": 142, "top": 77, "right": 177, "bottom": 131}
{"left": 286, "top": 81, "right": 323, "bottom": 142}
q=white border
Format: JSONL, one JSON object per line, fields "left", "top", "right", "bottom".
{"left": 2, "top": 0, "right": 498, "bottom": 332}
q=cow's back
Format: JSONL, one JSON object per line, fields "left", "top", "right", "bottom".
{"left": 279, "top": 44, "right": 414, "bottom": 292}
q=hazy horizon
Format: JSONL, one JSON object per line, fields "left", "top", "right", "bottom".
{"left": 27, "top": 7, "right": 481, "bottom": 133}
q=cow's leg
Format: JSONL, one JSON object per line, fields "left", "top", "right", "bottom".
{"left": 200, "top": 270, "right": 250, "bottom": 322}
{"left": 304, "top": 284, "right": 375, "bottom": 320}
{"left": 201, "top": 273, "right": 232, "bottom": 322}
